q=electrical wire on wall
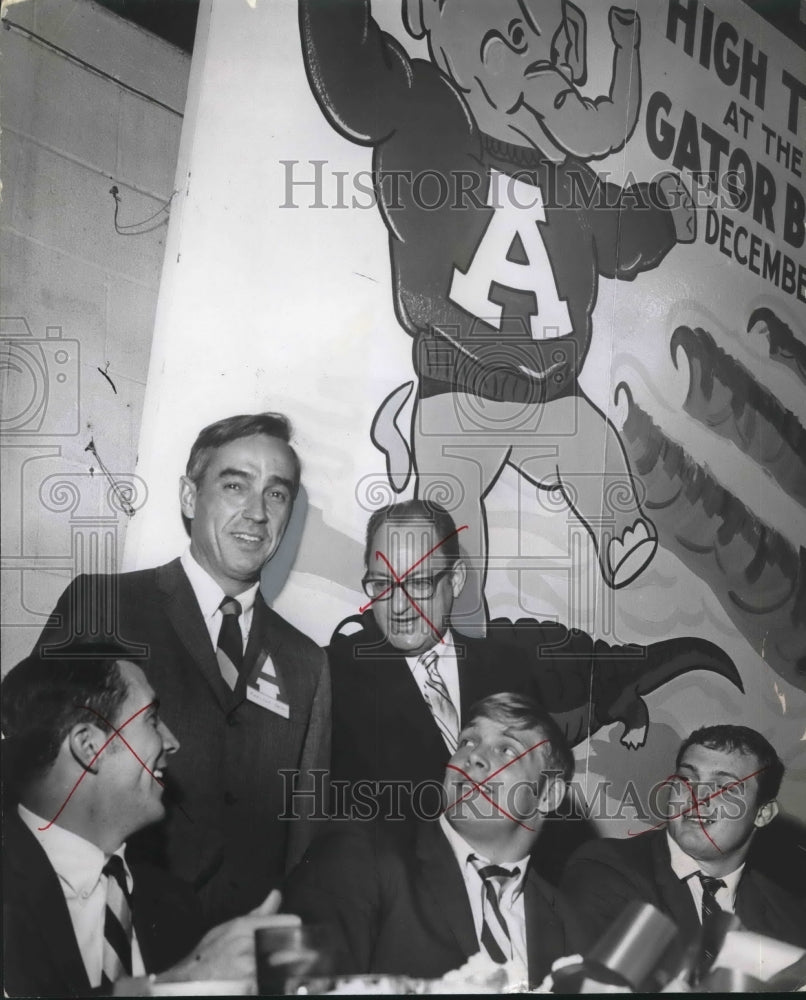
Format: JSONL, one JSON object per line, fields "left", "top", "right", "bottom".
{"left": 85, "top": 438, "right": 136, "bottom": 517}
{"left": 109, "top": 185, "right": 176, "bottom": 236}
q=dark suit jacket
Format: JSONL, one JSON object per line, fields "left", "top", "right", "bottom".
{"left": 283, "top": 820, "right": 586, "bottom": 985}
{"left": 560, "top": 828, "right": 806, "bottom": 950}
{"left": 3, "top": 810, "right": 204, "bottom": 998}
{"left": 328, "top": 614, "right": 538, "bottom": 821}
{"left": 35, "top": 559, "right": 330, "bottom": 927}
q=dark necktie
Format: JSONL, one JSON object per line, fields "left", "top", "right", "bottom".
{"left": 100, "top": 855, "right": 133, "bottom": 988}
{"left": 216, "top": 597, "right": 243, "bottom": 689}
{"left": 470, "top": 855, "right": 521, "bottom": 964}
{"left": 696, "top": 872, "right": 727, "bottom": 979}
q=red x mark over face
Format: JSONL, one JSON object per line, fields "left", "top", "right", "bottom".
{"left": 359, "top": 523, "right": 468, "bottom": 647}
{"left": 442, "top": 735, "right": 551, "bottom": 833}
{"left": 39, "top": 700, "right": 169, "bottom": 831}
{"left": 628, "top": 761, "right": 770, "bottom": 859}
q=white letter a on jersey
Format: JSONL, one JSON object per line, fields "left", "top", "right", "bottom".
{"left": 449, "top": 171, "right": 572, "bottom": 340}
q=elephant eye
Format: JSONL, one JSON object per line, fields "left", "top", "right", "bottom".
{"left": 508, "top": 19, "right": 528, "bottom": 53}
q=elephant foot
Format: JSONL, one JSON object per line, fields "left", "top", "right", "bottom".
{"left": 605, "top": 518, "right": 658, "bottom": 589}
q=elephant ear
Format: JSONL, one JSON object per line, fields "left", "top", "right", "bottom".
{"left": 556, "top": 0, "right": 588, "bottom": 86}
{"left": 402, "top": 0, "right": 427, "bottom": 38}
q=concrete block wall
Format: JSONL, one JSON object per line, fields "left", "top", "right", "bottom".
{"left": 1, "top": 0, "right": 190, "bottom": 670}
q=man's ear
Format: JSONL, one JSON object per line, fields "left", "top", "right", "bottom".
{"left": 450, "top": 558, "right": 467, "bottom": 598}
{"left": 179, "top": 475, "right": 197, "bottom": 521}
{"left": 557, "top": 0, "right": 588, "bottom": 86}
{"left": 754, "top": 799, "right": 779, "bottom": 829}
{"left": 402, "top": 0, "right": 426, "bottom": 38}
{"left": 68, "top": 722, "right": 106, "bottom": 773}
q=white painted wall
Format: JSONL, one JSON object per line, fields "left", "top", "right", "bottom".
{"left": 0, "top": 0, "right": 189, "bottom": 669}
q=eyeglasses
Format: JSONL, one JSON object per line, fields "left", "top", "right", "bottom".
{"left": 362, "top": 568, "right": 452, "bottom": 601}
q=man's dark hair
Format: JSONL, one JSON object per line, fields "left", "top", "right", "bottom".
{"left": 465, "top": 692, "right": 575, "bottom": 787}
{"left": 676, "top": 725, "right": 784, "bottom": 806}
{"left": 363, "top": 500, "right": 460, "bottom": 570}
{"left": 1, "top": 643, "right": 132, "bottom": 798}
{"left": 185, "top": 412, "right": 301, "bottom": 495}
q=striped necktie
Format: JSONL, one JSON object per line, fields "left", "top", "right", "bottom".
{"left": 470, "top": 855, "right": 520, "bottom": 964}
{"left": 419, "top": 648, "right": 459, "bottom": 753}
{"left": 695, "top": 872, "right": 727, "bottom": 980}
{"left": 100, "top": 855, "right": 133, "bottom": 988}
{"left": 217, "top": 597, "right": 243, "bottom": 690}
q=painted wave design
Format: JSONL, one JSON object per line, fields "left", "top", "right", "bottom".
{"left": 671, "top": 325, "right": 806, "bottom": 504}
{"left": 747, "top": 307, "right": 806, "bottom": 386}
{"left": 619, "top": 387, "right": 806, "bottom": 691}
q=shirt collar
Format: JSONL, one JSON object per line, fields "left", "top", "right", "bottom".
{"left": 17, "top": 803, "right": 133, "bottom": 897}
{"left": 439, "top": 814, "right": 529, "bottom": 888}
{"left": 180, "top": 547, "right": 260, "bottom": 620}
{"left": 666, "top": 830, "right": 745, "bottom": 890}
{"left": 406, "top": 631, "right": 456, "bottom": 672}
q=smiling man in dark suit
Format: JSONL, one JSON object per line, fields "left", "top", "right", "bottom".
{"left": 328, "top": 499, "right": 538, "bottom": 822}
{"left": 284, "top": 693, "right": 586, "bottom": 986}
{"left": 2, "top": 643, "right": 298, "bottom": 997}
{"left": 34, "top": 413, "right": 330, "bottom": 928}
{"left": 561, "top": 726, "right": 806, "bottom": 966}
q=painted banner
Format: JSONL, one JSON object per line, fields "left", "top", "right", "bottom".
{"left": 9, "top": 0, "right": 800, "bottom": 829}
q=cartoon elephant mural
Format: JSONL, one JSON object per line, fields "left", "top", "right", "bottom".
{"left": 300, "top": 0, "right": 697, "bottom": 638}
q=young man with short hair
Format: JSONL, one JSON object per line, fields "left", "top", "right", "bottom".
{"left": 283, "top": 692, "right": 586, "bottom": 986}
{"left": 561, "top": 725, "right": 806, "bottom": 959}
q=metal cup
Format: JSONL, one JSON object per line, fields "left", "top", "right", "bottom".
{"left": 587, "top": 901, "right": 679, "bottom": 991}
{"left": 699, "top": 966, "right": 765, "bottom": 992}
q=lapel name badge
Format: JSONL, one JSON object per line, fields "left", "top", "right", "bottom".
{"left": 246, "top": 657, "right": 289, "bottom": 717}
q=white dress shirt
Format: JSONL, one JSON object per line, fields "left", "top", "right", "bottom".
{"left": 666, "top": 831, "right": 744, "bottom": 917}
{"left": 406, "top": 632, "right": 461, "bottom": 719}
{"left": 440, "top": 814, "right": 530, "bottom": 978}
{"left": 18, "top": 804, "right": 145, "bottom": 987}
{"left": 180, "top": 547, "right": 259, "bottom": 652}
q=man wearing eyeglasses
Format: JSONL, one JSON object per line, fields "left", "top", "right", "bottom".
{"left": 328, "top": 500, "right": 537, "bottom": 823}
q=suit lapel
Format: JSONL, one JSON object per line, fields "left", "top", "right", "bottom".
{"left": 348, "top": 615, "right": 443, "bottom": 741}
{"left": 243, "top": 592, "right": 271, "bottom": 677}
{"left": 157, "top": 560, "right": 234, "bottom": 711}
{"left": 524, "top": 866, "right": 564, "bottom": 985}
{"left": 6, "top": 814, "right": 92, "bottom": 994}
{"left": 651, "top": 832, "right": 700, "bottom": 938}
{"left": 388, "top": 651, "right": 454, "bottom": 774}
{"left": 356, "top": 630, "right": 452, "bottom": 770}
{"left": 734, "top": 868, "right": 777, "bottom": 940}
{"left": 415, "top": 821, "right": 479, "bottom": 960}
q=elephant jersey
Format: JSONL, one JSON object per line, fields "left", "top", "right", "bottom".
{"left": 301, "top": 0, "right": 678, "bottom": 403}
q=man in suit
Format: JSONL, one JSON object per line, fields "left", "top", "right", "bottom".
{"left": 2, "top": 644, "right": 298, "bottom": 997}
{"left": 561, "top": 726, "right": 806, "bottom": 968}
{"left": 35, "top": 412, "right": 330, "bottom": 927}
{"left": 328, "top": 499, "right": 538, "bottom": 823}
{"left": 284, "top": 692, "right": 587, "bottom": 986}
{"left": 329, "top": 500, "right": 744, "bottom": 829}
